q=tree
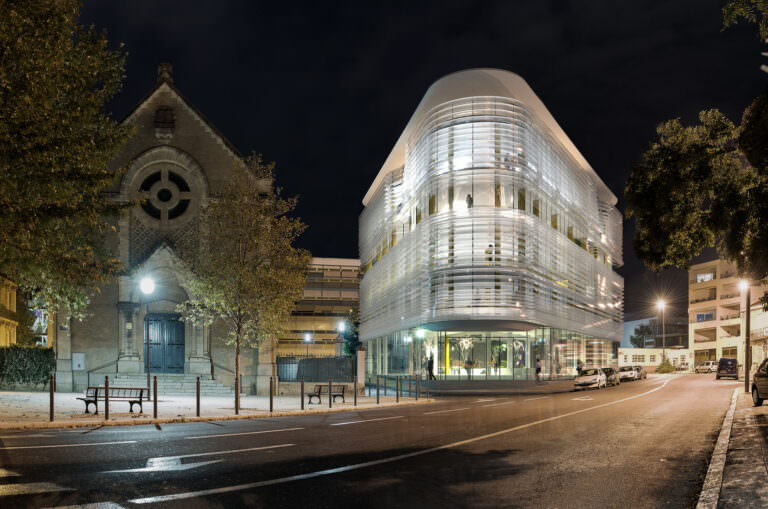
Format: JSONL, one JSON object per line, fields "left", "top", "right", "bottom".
{"left": 0, "top": 1, "right": 131, "bottom": 318}
{"left": 723, "top": 0, "right": 768, "bottom": 39}
{"left": 14, "top": 292, "right": 38, "bottom": 348}
{"left": 340, "top": 308, "right": 361, "bottom": 356}
{"left": 178, "top": 154, "right": 310, "bottom": 412}
{"left": 629, "top": 324, "right": 654, "bottom": 349}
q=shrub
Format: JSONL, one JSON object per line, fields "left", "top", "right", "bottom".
{"left": 0, "top": 345, "right": 55, "bottom": 386}
{"left": 656, "top": 358, "right": 675, "bottom": 374}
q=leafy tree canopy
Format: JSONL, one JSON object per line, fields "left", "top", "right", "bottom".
{"left": 178, "top": 154, "right": 310, "bottom": 408}
{"left": 0, "top": 0, "right": 131, "bottom": 318}
{"left": 629, "top": 324, "right": 654, "bottom": 349}
{"left": 723, "top": 0, "right": 768, "bottom": 38}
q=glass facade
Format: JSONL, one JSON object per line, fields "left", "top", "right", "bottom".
{"left": 359, "top": 70, "right": 623, "bottom": 380}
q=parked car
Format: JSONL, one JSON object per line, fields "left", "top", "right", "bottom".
{"left": 618, "top": 366, "right": 637, "bottom": 381}
{"left": 602, "top": 367, "right": 621, "bottom": 386}
{"left": 574, "top": 368, "right": 607, "bottom": 389}
{"left": 696, "top": 360, "right": 718, "bottom": 373}
{"left": 633, "top": 365, "right": 647, "bottom": 380}
{"left": 676, "top": 362, "right": 689, "bottom": 372}
{"left": 716, "top": 358, "right": 738, "bottom": 380}
{"left": 751, "top": 358, "right": 768, "bottom": 406}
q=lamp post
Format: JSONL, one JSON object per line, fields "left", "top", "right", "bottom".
{"left": 305, "top": 332, "right": 312, "bottom": 357}
{"left": 140, "top": 277, "right": 155, "bottom": 395}
{"left": 740, "top": 280, "right": 752, "bottom": 393}
{"left": 656, "top": 299, "right": 666, "bottom": 361}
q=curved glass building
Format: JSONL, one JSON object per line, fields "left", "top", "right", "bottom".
{"left": 360, "top": 69, "right": 623, "bottom": 380}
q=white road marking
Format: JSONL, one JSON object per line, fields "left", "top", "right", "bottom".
{"left": 0, "top": 482, "right": 72, "bottom": 496}
{"left": 480, "top": 400, "right": 516, "bottom": 408}
{"left": 129, "top": 379, "right": 673, "bottom": 505}
{"left": 0, "top": 440, "right": 136, "bottom": 450}
{"left": 171, "top": 443, "right": 293, "bottom": 460}
{"left": 0, "top": 468, "right": 20, "bottom": 477}
{"left": 423, "top": 407, "right": 469, "bottom": 415}
{"left": 523, "top": 396, "right": 550, "bottom": 401}
{"left": 572, "top": 396, "right": 594, "bottom": 401}
{"left": 330, "top": 416, "right": 403, "bottom": 426}
{"left": 44, "top": 502, "right": 126, "bottom": 508}
{"left": 475, "top": 398, "right": 495, "bottom": 402}
{"left": 0, "top": 434, "right": 52, "bottom": 439}
{"left": 106, "top": 457, "right": 221, "bottom": 474}
{"left": 696, "top": 388, "right": 739, "bottom": 509}
{"left": 185, "top": 427, "right": 303, "bottom": 439}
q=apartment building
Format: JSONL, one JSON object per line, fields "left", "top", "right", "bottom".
{"left": 689, "top": 259, "right": 768, "bottom": 371}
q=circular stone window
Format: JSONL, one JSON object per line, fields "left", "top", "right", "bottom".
{"left": 138, "top": 169, "right": 192, "bottom": 223}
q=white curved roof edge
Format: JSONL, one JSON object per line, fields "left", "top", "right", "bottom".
{"left": 362, "top": 68, "right": 617, "bottom": 207}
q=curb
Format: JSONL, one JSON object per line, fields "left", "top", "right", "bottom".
{"left": 0, "top": 398, "right": 434, "bottom": 431}
{"left": 696, "top": 387, "right": 739, "bottom": 509}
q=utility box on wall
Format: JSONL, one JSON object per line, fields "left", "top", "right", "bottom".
{"left": 72, "top": 353, "right": 85, "bottom": 371}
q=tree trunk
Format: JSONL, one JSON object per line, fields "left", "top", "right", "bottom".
{"left": 235, "top": 328, "right": 241, "bottom": 415}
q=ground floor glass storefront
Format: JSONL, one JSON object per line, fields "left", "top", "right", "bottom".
{"left": 365, "top": 328, "right": 618, "bottom": 381}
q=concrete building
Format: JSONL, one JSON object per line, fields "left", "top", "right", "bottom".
{"left": 278, "top": 257, "right": 359, "bottom": 358}
{"left": 623, "top": 314, "right": 688, "bottom": 349}
{"left": 688, "top": 259, "right": 768, "bottom": 372}
{"left": 359, "top": 69, "right": 623, "bottom": 380}
{"left": 618, "top": 347, "right": 689, "bottom": 372}
{"left": 0, "top": 279, "right": 17, "bottom": 347}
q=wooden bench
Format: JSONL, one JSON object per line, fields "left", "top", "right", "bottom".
{"left": 77, "top": 386, "right": 147, "bottom": 414}
{"left": 306, "top": 384, "right": 346, "bottom": 404}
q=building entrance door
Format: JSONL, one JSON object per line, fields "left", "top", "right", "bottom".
{"left": 144, "top": 313, "right": 185, "bottom": 374}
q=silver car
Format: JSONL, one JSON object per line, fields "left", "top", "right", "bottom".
{"left": 618, "top": 366, "right": 637, "bottom": 381}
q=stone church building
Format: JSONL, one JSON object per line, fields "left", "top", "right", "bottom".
{"left": 54, "top": 64, "right": 265, "bottom": 395}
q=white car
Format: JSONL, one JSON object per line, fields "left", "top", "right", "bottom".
{"left": 618, "top": 366, "right": 637, "bottom": 381}
{"left": 574, "top": 368, "right": 607, "bottom": 389}
{"left": 696, "top": 361, "right": 717, "bottom": 373}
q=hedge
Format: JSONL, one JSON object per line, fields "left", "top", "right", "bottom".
{"left": 0, "top": 345, "right": 55, "bottom": 386}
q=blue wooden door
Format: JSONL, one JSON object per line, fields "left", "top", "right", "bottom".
{"left": 145, "top": 314, "right": 185, "bottom": 373}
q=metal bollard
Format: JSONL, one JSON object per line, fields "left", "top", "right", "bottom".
{"left": 270, "top": 376, "right": 274, "bottom": 413}
{"left": 196, "top": 377, "right": 200, "bottom": 417}
{"left": 104, "top": 376, "right": 109, "bottom": 421}
{"left": 416, "top": 375, "right": 419, "bottom": 401}
{"left": 396, "top": 376, "right": 399, "bottom": 403}
{"left": 153, "top": 376, "right": 158, "bottom": 419}
{"left": 354, "top": 376, "right": 357, "bottom": 407}
{"left": 235, "top": 378, "right": 240, "bottom": 415}
{"left": 409, "top": 375, "right": 412, "bottom": 398}
{"left": 368, "top": 376, "right": 371, "bottom": 397}
{"left": 329, "top": 377, "right": 333, "bottom": 409}
{"left": 376, "top": 375, "right": 380, "bottom": 404}
{"left": 301, "top": 377, "right": 305, "bottom": 410}
{"left": 49, "top": 374, "right": 54, "bottom": 422}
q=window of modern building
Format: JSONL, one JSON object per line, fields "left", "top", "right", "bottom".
{"left": 697, "top": 272, "right": 714, "bottom": 283}
{"left": 722, "top": 347, "right": 737, "bottom": 358}
{"left": 696, "top": 312, "right": 714, "bottom": 322}
{"left": 649, "top": 355, "right": 656, "bottom": 363}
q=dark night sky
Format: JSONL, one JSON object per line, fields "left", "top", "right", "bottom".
{"left": 80, "top": 0, "right": 765, "bottom": 318}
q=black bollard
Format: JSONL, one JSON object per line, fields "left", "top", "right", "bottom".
{"left": 416, "top": 375, "right": 419, "bottom": 401}
{"left": 354, "top": 376, "right": 357, "bottom": 407}
{"left": 235, "top": 378, "right": 240, "bottom": 415}
{"left": 49, "top": 374, "right": 54, "bottom": 422}
{"left": 301, "top": 377, "right": 305, "bottom": 410}
{"left": 196, "top": 377, "right": 200, "bottom": 417}
{"left": 104, "top": 376, "right": 109, "bottom": 421}
{"left": 396, "top": 376, "right": 399, "bottom": 403}
{"left": 153, "top": 376, "right": 158, "bottom": 419}
{"left": 329, "top": 377, "right": 333, "bottom": 409}
{"left": 270, "top": 376, "right": 274, "bottom": 413}
{"left": 376, "top": 375, "right": 380, "bottom": 404}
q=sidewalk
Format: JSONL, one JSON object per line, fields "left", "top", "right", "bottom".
{"left": 715, "top": 390, "right": 768, "bottom": 508}
{"left": 0, "top": 390, "right": 427, "bottom": 430}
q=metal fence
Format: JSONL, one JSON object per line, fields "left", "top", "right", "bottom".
{"left": 277, "top": 356, "right": 354, "bottom": 382}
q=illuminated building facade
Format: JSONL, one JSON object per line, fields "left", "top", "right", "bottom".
{"left": 359, "top": 69, "right": 623, "bottom": 380}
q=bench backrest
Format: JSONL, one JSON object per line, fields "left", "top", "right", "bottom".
{"left": 313, "top": 384, "right": 345, "bottom": 394}
{"left": 85, "top": 386, "right": 145, "bottom": 399}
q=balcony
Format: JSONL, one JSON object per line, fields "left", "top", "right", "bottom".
{"left": 720, "top": 293, "right": 739, "bottom": 300}
{"left": 719, "top": 313, "right": 740, "bottom": 320}
{"left": 690, "top": 296, "right": 716, "bottom": 304}
{"left": 720, "top": 272, "right": 736, "bottom": 279}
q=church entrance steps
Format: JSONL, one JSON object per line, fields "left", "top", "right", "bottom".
{"left": 108, "top": 374, "right": 236, "bottom": 397}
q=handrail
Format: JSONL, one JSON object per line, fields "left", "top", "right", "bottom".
{"left": 212, "top": 362, "right": 234, "bottom": 375}
{"left": 86, "top": 359, "right": 117, "bottom": 388}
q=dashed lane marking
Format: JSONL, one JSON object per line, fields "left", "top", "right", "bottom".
{"left": 129, "top": 379, "right": 673, "bottom": 504}
{"left": 475, "top": 398, "right": 495, "bottom": 402}
{"left": 0, "top": 440, "right": 136, "bottom": 450}
{"left": 423, "top": 407, "right": 469, "bottom": 415}
{"left": 480, "top": 400, "right": 515, "bottom": 408}
{"left": 523, "top": 396, "right": 550, "bottom": 401}
{"left": 0, "top": 469, "right": 20, "bottom": 478}
{"left": 185, "top": 427, "right": 303, "bottom": 439}
{"left": 44, "top": 502, "right": 126, "bottom": 508}
{"left": 330, "top": 416, "right": 404, "bottom": 426}
{"left": 572, "top": 396, "right": 594, "bottom": 401}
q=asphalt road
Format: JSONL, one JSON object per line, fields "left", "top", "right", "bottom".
{"left": 0, "top": 374, "right": 737, "bottom": 509}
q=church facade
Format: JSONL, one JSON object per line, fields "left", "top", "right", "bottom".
{"left": 54, "top": 65, "right": 264, "bottom": 394}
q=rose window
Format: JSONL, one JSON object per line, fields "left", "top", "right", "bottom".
{"left": 138, "top": 169, "right": 191, "bottom": 223}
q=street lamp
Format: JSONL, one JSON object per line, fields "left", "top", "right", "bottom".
{"left": 656, "top": 299, "right": 666, "bottom": 361}
{"left": 337, "top": 321, "right": 346, "bottom": 333}
{"left": 740, "top": 279, "right": 752, "bottom": 393}
{"left": 304, "top": 332, "right": 312, "bottom": 357}
{"left": 140, "top": 277, "right": 155, "bottom": 396}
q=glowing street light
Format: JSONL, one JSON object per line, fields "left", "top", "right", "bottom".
{"left": 140, "top": 277, "right": 155, "bottom": 295}
{"left": 416, "top": 329, "right": 426, "bottom": 339}
{"left": 740, "top": 280, "right": 752, "bottom": 393}
{"left": 304, "top": 332, "right": 312, "bottom": 357}
{"left": 656, "top": 299, "right": 666, "bottom": 361}
{"left": 337, "top": 321, "right": 346, "bottom": 333}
